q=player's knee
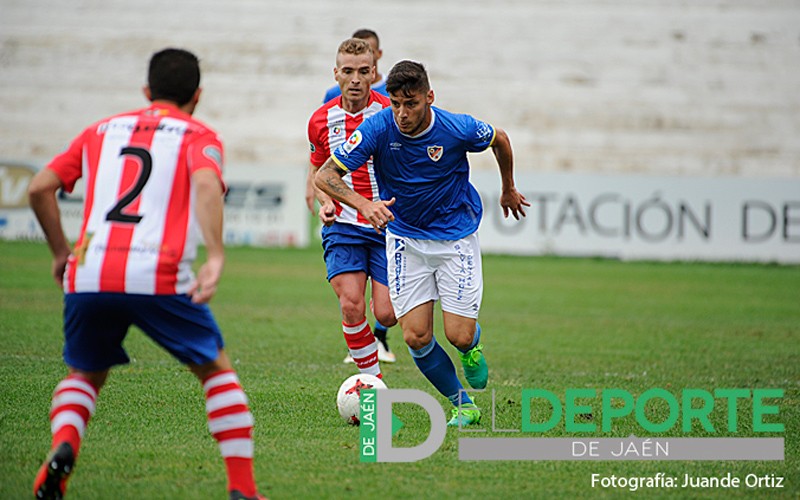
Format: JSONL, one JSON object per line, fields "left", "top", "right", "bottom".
{"left": 403, "top": 328, "right": 432, "bottom": 350}
{"left": 338, "top": 295, "right": 366, "bottom": 322}
{"left": 374, "top": 309, "right": 397, "bottom": 328}
{"left": 448, "top": 328, "right": 476, "bottom": 351}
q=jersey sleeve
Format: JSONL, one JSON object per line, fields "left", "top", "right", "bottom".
{"left": 463, "top": 115, "right": 496, "bottom": 153}
{"left": 331, "top": 120, "right": 378, "bottom": 173}
{"left": 307, "top": 113, "right": 329, "bottom": 168}
{"left": 187, "top": 130, "right": 226, "bottom": 190}
{"left": 323, "top": 85, "right": 340, "bottom": 103}
{"left": 46, "top": 128, "right": 89, "bottom": 193}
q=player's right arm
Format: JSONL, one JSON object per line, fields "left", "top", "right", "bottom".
{"left": 315, "top": 121, "right": 395, "bottom": 233}
{"left": 28, "top": 168, "right": 70, "bottom": 287}
{"left": 304, "top": 163, "right": 317, "bottom": 214}
{"left": 29, "top": 131, "right": 86, "bottom": 288}
{"left": 315, "top": 156, "right": 394, "bottom": 234}
{"left": 307, "top": 162, "right": 336, "bottom": 226}
{"left": 307, "top": 113, "right": 337, "bottom": 224}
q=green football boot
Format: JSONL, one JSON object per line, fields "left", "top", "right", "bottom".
{"left": 459, "top": 343, "right": 488, "bottom": 389}
{"left": 447, "top": 403, "right": 482, "bottom": 427}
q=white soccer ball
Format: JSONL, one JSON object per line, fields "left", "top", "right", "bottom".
{"left": 336, "top": 373, "right": 387, "bottom": 425}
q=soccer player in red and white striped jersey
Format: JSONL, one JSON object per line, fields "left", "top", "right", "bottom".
{"left": 307, "top": 38, "right": 398, "bottom": 378}
{"left": 28, "top": 48, "right": 266, "bottom": 500}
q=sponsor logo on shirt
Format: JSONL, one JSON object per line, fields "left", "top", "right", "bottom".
{"left": 309, "top": 141, "right": 316, "bottom": 153}
{"left": 427, "top": 145, "right": 444, "bottom": 162}
{"left": 390, "top": 142, "right": 402, "bottom": 151}
{"left": 343, "top": 130, "right": 362, "bottom": 153}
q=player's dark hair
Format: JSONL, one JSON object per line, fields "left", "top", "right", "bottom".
{"left": 386, "top": 60, "right": 430, "bottom": 97}
{"left": 351, "top": 28, "right": 380, "bottom": 48}
{"left": 148, "top": 48, "right": 200, "bottom": 106}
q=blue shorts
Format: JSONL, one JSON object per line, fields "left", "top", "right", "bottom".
{"left": 321, "top": 223, "right": 388, "bottom": 286}
{"left": 63, "top": 292, "right": 224, "bottom": 371}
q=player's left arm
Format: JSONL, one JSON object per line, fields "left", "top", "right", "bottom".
{"left": 490, "top": 127, "right": 530, "bottom": 220}
{"left": 190, "top": 168, "right": 225, "bottom": 304}
{"left": 187, "top": 134, "right": 226, "bottom": 304}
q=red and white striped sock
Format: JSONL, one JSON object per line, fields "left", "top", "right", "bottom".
{"left": 203, "top": 370, "right": 257, "bottom": 497}
{"left": 343, "top": 318, "right": 381, "bottom": 378}
{"left": 50, "top": 374, "right": 98, "bottom": 457}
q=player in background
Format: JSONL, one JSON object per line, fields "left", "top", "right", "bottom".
{"left": 307, "top": 29, "right": 389, "bottom": 214}
{"left": 306, "top": 29, "right": 389, "bottom": 214}
{"left": 28, "top": 48, "right": 266, "bottom": 500}
{"left": 307, "top": 30, "right": 396, "bottom": 364}
{"left": 316, "top": 60, "right": 529, "bottom": 426}
{"left": 307, "top": 38, "right": 398, "bottom": 378}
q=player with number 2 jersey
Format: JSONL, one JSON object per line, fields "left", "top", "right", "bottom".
{"left": 48, "top": 104, "right": 224, "bottom": 295}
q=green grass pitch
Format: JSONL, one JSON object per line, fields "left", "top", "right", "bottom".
{"left": 1, "top": 240, "right": 798, "bottom": 498}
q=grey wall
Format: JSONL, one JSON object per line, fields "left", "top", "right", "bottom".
{"left": 2, "top": 0, "right": 799, "bottom": 176}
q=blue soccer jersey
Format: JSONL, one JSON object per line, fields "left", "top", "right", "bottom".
{"left": 332, "top": 107, "right": 495, "bottom": 240}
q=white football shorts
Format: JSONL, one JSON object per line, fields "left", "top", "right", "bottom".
{"left": 385, "top": 230, "right": 483, "bottom": 319}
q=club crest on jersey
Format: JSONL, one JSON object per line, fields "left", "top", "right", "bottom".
{"left": 427, "top": 145, "right": 444, "bottom": 162}
{"left": 343, "top": 130, "right": 362, "bottom": 153}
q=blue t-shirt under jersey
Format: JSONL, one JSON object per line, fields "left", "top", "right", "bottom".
{"left": 332, "top": 107, "right": 495, "bottom": 240}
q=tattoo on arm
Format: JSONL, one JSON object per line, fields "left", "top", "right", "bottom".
{"left": 324, "top": 176, "right": 350, "bottom": 198}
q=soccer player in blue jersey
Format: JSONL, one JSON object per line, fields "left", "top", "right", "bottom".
{"left": 315, "top": 60, "right": 530, "bottom": 426}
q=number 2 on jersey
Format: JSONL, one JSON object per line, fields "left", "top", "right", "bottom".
{"left": 105, "top": 146, "right": 152, "bottom": 224}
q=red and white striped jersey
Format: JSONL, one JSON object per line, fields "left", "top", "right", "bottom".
{"left": 307, "top": 90, "right": 390, "bottom": 227}
{"left": 47, "top": 103, "right": 225, "bottom": 295}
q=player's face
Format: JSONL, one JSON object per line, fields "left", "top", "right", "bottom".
{"left": 334, "top": 52, "right": 375, "bottom": 102}
{"left": 389, "top": 88, "right": 434, "bottom": 136}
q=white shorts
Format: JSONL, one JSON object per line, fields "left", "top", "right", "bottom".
{"left": 385, "top": 230, "right": 483, "bottom": 319}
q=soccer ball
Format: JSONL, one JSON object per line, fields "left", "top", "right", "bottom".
{"left": 336, "top": 373, "right": 387, "bottom": 425}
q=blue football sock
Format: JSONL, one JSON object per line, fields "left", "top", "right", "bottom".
{"left": 409, "top": 336, "right": 473, "bottom": 406}
{"left": 456, "top": 322, "right": 482, "bottom": 354}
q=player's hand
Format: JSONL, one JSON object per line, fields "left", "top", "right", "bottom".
{"left": 319, "top": 201, "right": 336, "bottom": 226}
{"left": 500, "top": 188, "right": 530, "bottom": 220}
{"left": 363, "top": 197, "right": 396, "bottom": 234}
{"left": 189, "top": 257, "right": 223, "bottom": 304}
{"left": 51, "top": 253, "right": 69, "bottom": 288}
